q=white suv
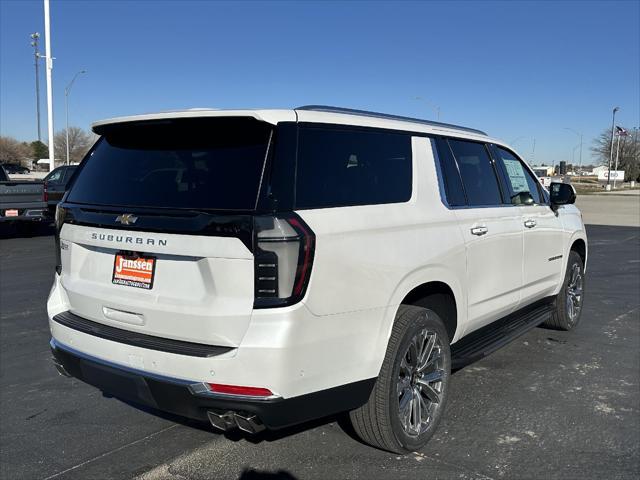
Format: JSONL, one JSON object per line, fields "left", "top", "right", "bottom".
{"left": 48, "top": 106, "right": 587, "bottom": 452}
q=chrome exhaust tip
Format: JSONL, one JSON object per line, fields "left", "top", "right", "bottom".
{"left": 207, "top": 410, "right": 266, "bottom": 434}
{"left": 207, "top": 411, "right": 237, "bottom": 431}
{"left": 234, "top": 412, "right": 265, "bottom": 434}
{"left": 52, "top": 357, "right": 72, "bottom": 377}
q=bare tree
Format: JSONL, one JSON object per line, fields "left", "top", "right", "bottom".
{"left": 0, "top": 136, "right": 33, "bottom": 166}
{"left": 54, "top": 127, "right": 96, "bottom": 165}
{"left": 591, "top": 126, "right": 640, "bottom": 182}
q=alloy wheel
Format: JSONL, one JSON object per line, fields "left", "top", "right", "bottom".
{"left": 397, "top": 328, "right": 445, "bottom": 436}
{"left": 566, "top": 263, "right": 584, "bottom": 323}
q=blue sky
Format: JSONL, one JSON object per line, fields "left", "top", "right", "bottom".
{"left": 1, "top": 0, "right": 638, "bottom": 167}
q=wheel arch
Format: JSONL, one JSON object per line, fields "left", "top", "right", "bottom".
{"left": 400, "top": 281, "right": 458, "bottom": 342}
{"left": 370, "top": 266, "right": 465, "bottom": 379}
{"left": 570, "top": 238, "right": 587, "bottom": 267}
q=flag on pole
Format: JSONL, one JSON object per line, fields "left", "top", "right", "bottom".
{"left": 615, "top": 126, "right": 628, "bottom": 136}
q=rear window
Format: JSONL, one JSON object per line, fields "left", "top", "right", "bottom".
{"left": 295, "top": 126, "right": 412, "bottom": 209}
{"left": 67, "top": 117, "right": 273, "bottom": 211}
{"left": 0, "top": 166, "right": 8, "bottom": 182}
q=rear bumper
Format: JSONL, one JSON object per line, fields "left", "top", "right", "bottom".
{"left": 50, "top": 338, "right": 374, "bottom": 430}
{"left": 0, "top": 208, "right": 47, "bottom": 222}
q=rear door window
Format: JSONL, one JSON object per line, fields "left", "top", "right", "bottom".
{"left": 67, "top": 118, "right": 273, "bottom": 211}
{"left": 295, "top": 126, "right": 412, "bottom": 209}
{"left": 448, "top": 139, "right": 503, "bottom": 206}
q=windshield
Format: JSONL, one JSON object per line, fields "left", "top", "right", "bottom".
{"left": 67, "top": 117, "right": 273, "bottom": 211}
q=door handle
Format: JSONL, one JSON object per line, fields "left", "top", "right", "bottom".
{"left": 470, "top": 226, "right": 488, "bottom": 236}
{"left": 524, "top": 219, "right": 537, "bottom": 229}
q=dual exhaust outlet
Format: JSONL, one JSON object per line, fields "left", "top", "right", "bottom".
{"left": 53, "top": 355, "right": 265, "bottom": 435}
{"left": 207, "top": 410, "right": 265, "bottom": 434}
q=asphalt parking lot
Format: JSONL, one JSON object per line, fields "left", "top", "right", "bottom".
{"left": 1, "top": 197, "right": 639, "bottom": 480}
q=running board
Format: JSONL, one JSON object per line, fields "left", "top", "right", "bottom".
{"left": 451, "top": 298, "right": 554, "bottom": 369}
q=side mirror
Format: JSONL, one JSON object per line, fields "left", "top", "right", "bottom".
{"left": 511, "top": 191, "right": 535, "bottom": 205}
{"left": 550, "top": 182, "right": 576, "bottom": 206}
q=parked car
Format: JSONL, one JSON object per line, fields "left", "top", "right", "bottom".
{"left": 2, "top": 163, "right": 30, "bottom": 175}
{"left": 43, "top": 165, "right": 78, "bottom": 217}
{"left": 0, "top": 164, "right": 47, "bottom": 226}
{"left": 48, "top": 106, "right": 587, "bottom": 453}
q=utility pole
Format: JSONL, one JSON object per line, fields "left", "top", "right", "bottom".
{"left": 30, "top": 33, "right": 42, "bottom": 142}
{"left": 608, "top": 107, "right": 619, "bottom": 186}
{"left": 613, "top": 132, "right": 621, "bottom": 189}
{"left": 43, "top": 0, "right": 55, "bottom": 172}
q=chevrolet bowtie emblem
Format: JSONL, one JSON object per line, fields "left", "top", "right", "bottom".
{"left": 115, "top": 213, "right": 138, "bottom": 225}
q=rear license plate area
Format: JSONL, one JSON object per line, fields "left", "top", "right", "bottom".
{"left": 112, "top": 252, "right": 156, "bottom": 290}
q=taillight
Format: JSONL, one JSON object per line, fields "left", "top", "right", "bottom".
{"left": 43, "top": 181, "right": 48, "bottom": 202}
{"left": 54, "top": 205, "right": 67, "bottom": 274}
{"left": 253, "top": 214, "right": 315, "bottom": 308}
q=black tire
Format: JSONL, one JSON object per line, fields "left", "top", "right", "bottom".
{"left": 544, "top": 250, "right": 585, "bottom": 331}
{"left": 348, "top": 305, "right": 451, "bottom": 453}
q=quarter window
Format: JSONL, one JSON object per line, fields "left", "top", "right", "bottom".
{"left": 295, "top": 127, "right": 412, "bottom": 209}
{"left": 448, "top": 139, "right": 502, "bottom": 206}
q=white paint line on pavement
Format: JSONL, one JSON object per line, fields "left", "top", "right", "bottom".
{"left": 42, "top": 424, "right": 179, "bottom": 480}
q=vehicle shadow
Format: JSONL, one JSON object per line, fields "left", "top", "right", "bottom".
{"left": 117, "top": 396, "right": 342, "bottom": 444}
{"left": 0, "top": 222, "right": 54, "bottom": 239}
{"left": 239, "top": 469, "right": 298, "bottom": 479}
{"left": 113, "top": 393, "right": 348, "bottom": 446}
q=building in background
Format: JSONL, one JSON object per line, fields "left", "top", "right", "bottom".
{"left": 532, "top": 165, "right": 555, "bottom": 176}
{"left": 591, "top": 165, "right": 609, "bottom": 176}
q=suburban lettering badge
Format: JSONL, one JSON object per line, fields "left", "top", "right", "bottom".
{"left": 112, "top": 253, "right": 156, "bottom": 289}
{"left": 91, "top": 232, "right": 168, "bottom": 246}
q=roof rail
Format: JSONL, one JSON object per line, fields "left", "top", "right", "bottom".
{"left": 296, "top": 105, "right": 487, "bottom": 136}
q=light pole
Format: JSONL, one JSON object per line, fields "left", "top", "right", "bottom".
{"left": 530, "top": 138, "right": 536, "bottom": 165}
{"left": 571, "top": 143, "right": 581, "bottom": 166}
{"left": 30, "top": 33, "right": 42, "bottom": 142}
{"left": 564, "top": 127, "right": 583, "bottom": 170}
{"left": 414, "top": 96, "right": 441, "bottom": 120}
{"left": 608, "top": 107, "right": 619, "bottom": 186}
{"left": 43, "top": 0, "right": 55, "bottom": 172}
{"left": 64, "top": 70, "right": 86, "bottom": 165}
